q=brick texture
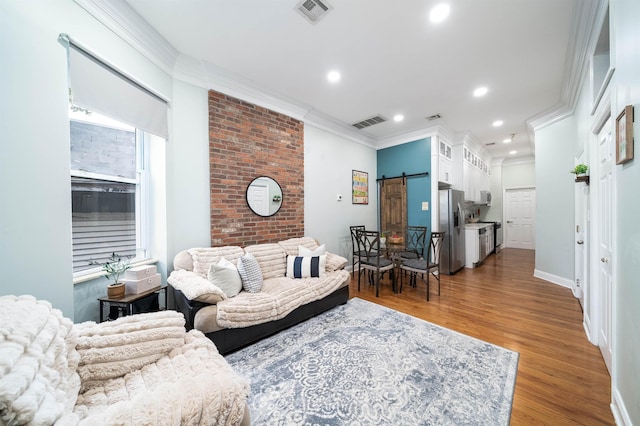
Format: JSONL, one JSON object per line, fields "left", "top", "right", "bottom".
{"left": 208, "top": 90, "right": 304, "bottom": 247}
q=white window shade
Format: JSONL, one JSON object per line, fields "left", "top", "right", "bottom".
{"left": 64, "top": 35, "right": 168, "bottom": 139}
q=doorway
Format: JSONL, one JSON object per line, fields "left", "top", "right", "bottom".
{"left": 379, "top": 178, "right": 407, "bottom": 235}
{"left": 504, "top": 188, "right": 536, "bottom": 250}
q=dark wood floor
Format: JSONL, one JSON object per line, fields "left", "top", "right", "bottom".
{"left": 349, "top": 248, "right": 613, "bottom": 425}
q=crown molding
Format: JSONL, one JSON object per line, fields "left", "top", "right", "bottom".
{"left": 73, "top": 0, "right": 179, "bottom": 75}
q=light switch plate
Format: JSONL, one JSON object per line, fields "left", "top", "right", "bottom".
{"left": 422, "top": 201, "right": 429, "bottom": 211}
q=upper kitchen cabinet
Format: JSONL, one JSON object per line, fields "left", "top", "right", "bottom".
{"left": 451, "top": 134, "right": 491, "bottom": 204}
{"left": 438, "top": 137, "right": 453, "bottom": 185}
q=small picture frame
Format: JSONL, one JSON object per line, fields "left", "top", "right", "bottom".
{"left": 616, "top": 105, "right": 634, "bottom": 165}
{"left": 352, "top": 170, "right": 368, "bottom": 204}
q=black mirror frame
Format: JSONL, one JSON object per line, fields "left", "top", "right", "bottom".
{"left": 246, "top": 176, "right": 283, "bottom": 217}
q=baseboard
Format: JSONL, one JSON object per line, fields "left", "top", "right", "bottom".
{"left": 611, "top": 387, "right": 632, "bottom": 426}
{"left": 533, "top": 269, "right": 574, "bottom": 289}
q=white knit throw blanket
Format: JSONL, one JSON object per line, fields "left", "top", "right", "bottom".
{"left": 1, "top": 297, "right": 248, "bottom": 425}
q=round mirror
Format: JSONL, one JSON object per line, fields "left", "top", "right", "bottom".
{"left": 246, "top": 176, "right": 283, "bottom": 217}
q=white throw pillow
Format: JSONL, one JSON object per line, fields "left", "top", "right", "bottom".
{"left": 237, "top": 253, "right": 263, "bottom": 293}
{"left": 298, "top": 244, "right": 326, "bottom": 256}
{"left": 208, "top": 257, "right": 242, "bottom": 298}
{"left": 286, "top": 255, "right": 327, "bottom": 278}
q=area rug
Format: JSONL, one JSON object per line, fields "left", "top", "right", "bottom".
{"left": 225, "top": 298, "right": 519, "bottom": 425}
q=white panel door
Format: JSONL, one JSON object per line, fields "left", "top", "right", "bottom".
{"left": 597, "top": 118, "right": 613, "bottom": 374}
{"left": 504, "top": 188, "right": 536, "bottom": 250}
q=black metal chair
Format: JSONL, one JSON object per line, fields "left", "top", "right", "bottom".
{"left": 356, "top": 229, "right": 395, "bottom": 297}
{"left": 349, "top": 225, "right": 366, "bottom": 277}
{"left": 399, "top": 231, "right": 445, "bottom": 301}
{"left": 400, "top": 226, "right": 427, "bottom": 259}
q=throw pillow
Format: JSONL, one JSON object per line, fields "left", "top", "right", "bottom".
{"left": 286, "top": 255, "right": 327, "bottom": 278}
{"left": 237, "top": 253, "right": 263, "bottom": 293}
{"left": 298, "top": 244, "right": 326, "bottom": 257}
{"left": 208, "top": 257, "right": 242, "bottom": 298}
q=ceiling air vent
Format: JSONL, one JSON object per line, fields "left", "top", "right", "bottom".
{"left": 296, "top": 0, "right": 332, "bottom": 24}
{"left": 352, "top": 115, "right": 387, "bottom": 130}
{"left": 426, "top": 114, "right": 442, "bottom": 121}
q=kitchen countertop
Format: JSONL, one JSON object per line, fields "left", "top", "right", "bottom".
{"left": 464, "top": 223, "right": 493, "bottom": 230}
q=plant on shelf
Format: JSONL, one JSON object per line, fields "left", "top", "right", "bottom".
{"left": 570, "top": 164, "right": 589, "bottom": 176}
{"left": 91, "top": 252, "right": 132, "bottom": 298}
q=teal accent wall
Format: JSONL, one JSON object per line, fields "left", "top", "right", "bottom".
{"left": 377, "top": 138, "right": 431, "bottom": 232}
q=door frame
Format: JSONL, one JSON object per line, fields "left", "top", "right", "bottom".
{"left": 502, "top": 186, "right": 536, "bottom": 250}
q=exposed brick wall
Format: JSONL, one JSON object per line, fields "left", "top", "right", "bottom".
{"left": 208, "top": 90, "right": 304, "bottom": 247}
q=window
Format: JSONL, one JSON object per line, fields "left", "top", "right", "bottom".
{"left": 70, "top": 107, "right": 148, "bottom": 274}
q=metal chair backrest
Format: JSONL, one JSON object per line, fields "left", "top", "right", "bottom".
{"left": 406, "top": 226, "right": 427, "bottom": 257}
{"left": 356, "top": 229, "right": 383, "bottom": 265}
{"left": 428, "top": 232, "right": 446, "bottom": 267}
{"left": 350, "top": 225, "right": 366, "bottom": 253}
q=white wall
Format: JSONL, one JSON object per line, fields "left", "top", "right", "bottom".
{"left": 611, "top": 0, "right": 640, "bottom": 422}
{"left": 304, "top": 125, "right": 378, "bottom": 262}
{"left": 0, "top": 1, "right": 172, "bottom": 320}
{"left": 534, "top": 119, "right": 576, "bottom": 283}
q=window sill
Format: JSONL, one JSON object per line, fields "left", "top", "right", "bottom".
{"left": 73, "top": 258, "right": 159, "bottom": 285}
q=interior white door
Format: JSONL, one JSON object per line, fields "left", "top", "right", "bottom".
{"left": 574, "top": 157, "right": 588, "bottom": 308}
{"left": 246, "top": 184, "right": 269, "bottom": 216}
{"left": 504, "top": 188, "right": 536, "bottom": 250}
{"left": 597, "top": 117, "right": 613, "bottom": 374}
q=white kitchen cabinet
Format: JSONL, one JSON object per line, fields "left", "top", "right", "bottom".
{"left": 438, "top": 139, "right": 453, "bottom": 185}
{"left": 439, "top": 157, "right": 452, "bottom": 184}
{"left": 465, "top": 228, "right": 479, "bottom": 268}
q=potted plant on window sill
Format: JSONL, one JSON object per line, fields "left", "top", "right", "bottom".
{"left": 570, "top": 164, "right": 589, "bottom": 185}
{"left": 95, "top": 252, "right": 132, "bottom": 299}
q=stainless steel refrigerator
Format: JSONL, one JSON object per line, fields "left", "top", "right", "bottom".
{"left": 439, "top": 189, "right": 466, "bottom": 274}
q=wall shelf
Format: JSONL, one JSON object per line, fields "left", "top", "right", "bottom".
{"left": 575, "top": 175, "right": 590, "bottom": 185}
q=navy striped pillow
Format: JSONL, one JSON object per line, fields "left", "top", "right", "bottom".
{"left": 286, "top": 255, "right": 326, "bottom": 278}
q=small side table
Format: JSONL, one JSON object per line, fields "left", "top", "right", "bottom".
{"left": 98, "top": 285, "right": 168, "bottom": 322}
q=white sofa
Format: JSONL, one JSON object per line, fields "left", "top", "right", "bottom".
{"left": 168, "top": 237, "right": 350, "bottom": 354}
{"left": 0, "top": 295, "right": 250, "bottom": 425}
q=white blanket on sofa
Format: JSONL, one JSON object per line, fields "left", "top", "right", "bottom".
{"left": 215, "top": 270, "right": 350, "bottom": 328}
{"left": 0, "top": 296, "right": 248, "bottom": 426}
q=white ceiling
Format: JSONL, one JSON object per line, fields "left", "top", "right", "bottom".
{"left": 123, "top": 0, "right": 583, "bottom": 160}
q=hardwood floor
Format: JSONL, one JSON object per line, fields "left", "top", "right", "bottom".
{"left": 349, "top": 248, "right": 613, "bottom": 425}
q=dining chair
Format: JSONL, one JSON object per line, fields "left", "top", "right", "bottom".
{"left": 349, "top": 225, "right": 366, "bottom": 277}
{"left": 399, "top": 231, "right": 445, "bottom": 301}
{"left": 355, "top": 229, "right": 395, "bottom": 297}
{"left": 399, "top": 225, "right": 427, "bottom": 260}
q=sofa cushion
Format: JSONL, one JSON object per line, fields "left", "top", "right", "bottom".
{"left": 286, "top": 255, "right": 326, "bottom": 278}
{"left": 168, "top": 270, "right": 227, "bottom": 304}
{"left": 278, "top": 237, "right": 319, "bottom": 256}
{"left": 298, "top": 244, "right": 326, "bottom": 256}
{"left": 208, "top": 257, "right": 243, "bottom": 298}
{"left": 237, "top": 253, "right": 263, "bottom": 293}
{"left": 325, "top": 253, "right": 348, "bottom": 272}
{"left": 243, "top": 244, "right": 286, "bottom": 280}
{"left": 188, "top": 246, "right": 245, "bottom": 276}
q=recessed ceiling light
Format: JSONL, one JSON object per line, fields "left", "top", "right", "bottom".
{"left": 503, "top": 138, "right": 512, "bottom": 144}
{"left": 509, "top": 150, "right": 517, "bottom": 155}
{"left": 429, "top": 3, "right": 450, "bottom": 23}
{"left": 393, "top": 114, "right": 404, "bottom": 122}
{"left": 327, "top": 70, "right": 341, "bottom": 83}
{"left": 493, "top": 120, "right": 503, "bottom": 127}
{"left": 473, "top": 87, "right": 488, "bottom": 97}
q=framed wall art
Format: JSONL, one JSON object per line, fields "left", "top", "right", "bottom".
{"left": 352, "top": 170, "right": 368, "bottom": 204}
{"left": 616, "top": 105, "right": 634, "bottom": 165}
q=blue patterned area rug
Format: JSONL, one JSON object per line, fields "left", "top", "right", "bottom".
{"left": 225, "top": 298, "right": 519, "bottom": 425}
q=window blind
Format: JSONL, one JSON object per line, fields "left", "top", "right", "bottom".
{"left": 60, "top": 34, "right": 169, "bottom": 139}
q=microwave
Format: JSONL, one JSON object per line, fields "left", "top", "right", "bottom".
{"left": 480, "top": 191, "right": 492, "bottom": 206}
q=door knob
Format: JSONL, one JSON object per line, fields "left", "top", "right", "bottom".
{"left": 601, "top": 257, "right": 608, "bottom": 263}
{"left": 577, "top": 240, "right": 584, "bottom": 245}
